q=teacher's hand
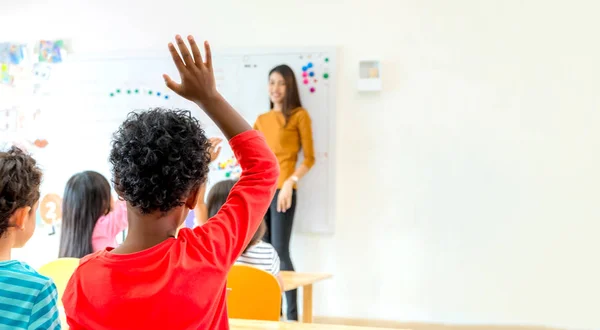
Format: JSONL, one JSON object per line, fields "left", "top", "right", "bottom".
{"left": 277, "top": 180, "right": 294, "bottom": 213}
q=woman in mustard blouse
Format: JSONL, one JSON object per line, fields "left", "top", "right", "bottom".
{"left": 253, "top": 64, "right": 315, "bottom": 320}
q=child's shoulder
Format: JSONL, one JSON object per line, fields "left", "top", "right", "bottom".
{"left": 77, "top": 250, "right": 104, "bottom": 268}
{"left": 0, "top": 260, "right": 54, "bottom": 289}
{"left": 246, "top": 240, "right": 276, "bottom": 254}
{"left": 256, "top": 240, "right": 275, "bottom": 249}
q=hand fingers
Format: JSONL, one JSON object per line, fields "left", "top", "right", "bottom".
{"left": 168, "top": 43, "right": 185, "bottom": 73}
{"left": 204, "top": 41, "right": 213, "bottom": 69}
{"left": 209, "top": 137, "right": 223, "bottom": 145}
{"left": 277, "top": 194, "right": 291, "bottom": 213}
{"left": 277, "top": 196, "right": 284, "bottom": 213}
{"left": 176, "top": 35, "right": 193, "bottom": 66}
{"left": 215, "top": 146, "right": 222, "bottom": 158}
{"left": 188, "top": 35, "right": 203, "bottom": 68}
{"left": 163, "top": 74, "right": 182, "bottom": 94}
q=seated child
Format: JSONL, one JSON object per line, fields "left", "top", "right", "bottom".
{"left": 59, "top": 171, "right": 127, "bottom": 258}
{"left": 236, "top": 222, "right": 284, "bottom": 291}
{"left": 206, "top": 180, "right": 284, "bottom": 290}
{"left": 0, "top": 147, "right": 61, "bottom": 329}
{"left": 61, "top": 35, "right": 279, "bottom": 329}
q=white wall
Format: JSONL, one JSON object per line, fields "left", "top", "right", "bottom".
{"left": 3, "top": 0, "right": 600, "bottom": 328}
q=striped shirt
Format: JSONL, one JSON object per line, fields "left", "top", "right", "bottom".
{"left": 235, "top": 241, "right": 280, "bottom": 275}
{"left": 0, "top": 260, "right": 61, "bottom": 330}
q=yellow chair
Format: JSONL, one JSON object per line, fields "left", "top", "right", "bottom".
{"left": 38, "top": 258, "right": 80, "bottom": 306}
{"left": 226, "top": 264, "right": 282, "bottom": 321}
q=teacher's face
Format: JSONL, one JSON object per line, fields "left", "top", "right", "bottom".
{"left": 268, "top": 72, "right": 286, "bottom": 105}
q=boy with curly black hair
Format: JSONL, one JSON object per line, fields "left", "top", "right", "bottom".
{"left": 0, "top": 146, "right": 61, "bottom": 329}
{"left": 62, "top": 35, "right": 279, "bottom": 329}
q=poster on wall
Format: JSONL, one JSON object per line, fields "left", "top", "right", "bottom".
{"left": 37, "top": 40, "right": 67, "bottom": 63}
{"left": 0, "top": 39, "right": 71, "bottom": 153}
{"left": 0, "top": 43, "right": 27, "bottom": 87}
{"left": 0, "top": 38, "right": 71, "bottom": 231}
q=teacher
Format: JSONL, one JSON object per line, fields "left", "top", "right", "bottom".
{"left": 253, "top": 64, "right": 315, "bottom": 321}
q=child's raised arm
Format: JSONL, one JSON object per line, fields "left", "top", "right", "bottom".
{"left": 163, "top": 35, "right": 250, "bottom": 139}
{"left": 164, "top": 35, "right": 279, "bottom": 266}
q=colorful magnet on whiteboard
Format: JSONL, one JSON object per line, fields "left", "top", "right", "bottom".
{"left": 110, "top": 93, "right": 114, "bottom": 97}
{"left": 116, "top": 89, "right": 121, "bottom": 93}
{"left": 310, "top": 87, "right": 315, "bottom": 93}
{"left": 307, "top": 62, "right": 313, "bottom": 68}
{"left": 135, "top": 89, "right": 139, "bottom": 93}
{"left": 303, "top": 79, "right": 309, "bottom": 84}
{"left": 148, "top": 90, "right": 153, "bottom": 95}
{"left": 302, "top": 66, "right": 308, "bottom": 71}
{"left": 127, "top": 90, "right": 131, "bottom": 94}
{"left": 323, "top": 73, "right": 329, "bottom": 79}
{"left": 164, "top": 95, "right": 169, "bottom": 99}
{"left": 302, "top": 72, "right": 308, "bottom": 77}
{"left": 309, "top": 71, "right": 315, "bottom": 77}
{"left": 157, "top": 92, "right": 161, "bottom": 96}
{"left": 325, "top": 58, "right": 329, "bottom": 62}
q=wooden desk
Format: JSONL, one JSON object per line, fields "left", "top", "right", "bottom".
{"left": 230, "top": 319, "right": 402, "bottom": 329}
{"left": 281, "top": 271, "right": 332, "bottom": 323}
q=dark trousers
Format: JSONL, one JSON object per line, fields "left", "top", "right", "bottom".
{"left": 264, "top": 189, "right": 297, "bottom": 321}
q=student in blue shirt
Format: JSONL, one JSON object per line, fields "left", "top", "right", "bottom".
{"left": 0, "top": 146, "right": 61, "bottom": 330}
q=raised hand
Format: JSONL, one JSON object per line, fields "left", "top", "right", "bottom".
{"left": 163, "top": 35, "right": 250, "bottom": 140}
{"left": 163, "top": 35, "right": 217, "bottom": 107}
{"left": 208, "top": 137, "right": 223, "bottom": 162}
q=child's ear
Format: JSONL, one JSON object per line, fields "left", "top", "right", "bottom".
{"left": 185, "top": 187, "right": 200, "bottom": 210}
{"left": 10, "top": 207, "right": 31, "bottom": 230}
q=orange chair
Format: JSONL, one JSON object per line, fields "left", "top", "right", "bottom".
{"left": 38, "top": 258, "right": 80, "bottom": 306}
{"left": 226, "top": 264, "right": 282, "bottom": 321}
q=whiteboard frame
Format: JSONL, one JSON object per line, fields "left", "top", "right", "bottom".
{"left": 63, "top": 46, "right": 338, "bottom": 235}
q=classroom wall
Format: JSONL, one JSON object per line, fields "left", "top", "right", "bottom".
{"left": 3, "top": 1, "right": 600, "bottom": 329}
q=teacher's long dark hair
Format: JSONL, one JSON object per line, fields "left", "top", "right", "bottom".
{"left": 59, "top": 171, "right": 112, "bottom": 258}
{"left": 269, "top": 65, "right": 302, "bottom": 124}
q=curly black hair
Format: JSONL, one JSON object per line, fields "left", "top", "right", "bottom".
{"left": 0, "top": 146, "right": 42, "bottom": 237}
{"left": 109, "top": 108, "right": 211, "bottom": 214}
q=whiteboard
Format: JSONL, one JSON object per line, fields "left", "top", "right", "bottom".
{"left": 6, "top": 47, "right": 337, "bottom": 234}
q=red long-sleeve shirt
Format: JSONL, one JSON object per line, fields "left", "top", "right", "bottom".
{"left": 62, "top": 130, "right": 279, "bottom": 329}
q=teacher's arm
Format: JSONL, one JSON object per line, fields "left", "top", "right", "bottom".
{"left": 291, "top": 110, "right": 315, "bottom": 180}
{"left": 277, "top": 110, "right": 315, "bottom": 212}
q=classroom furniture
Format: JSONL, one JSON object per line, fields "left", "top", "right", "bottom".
{"left": 281, "top": 271, "right": 333, "bottom": 323}
{"left": 38, "top": 257, "right": 80, "bottom": 306}
{"left": 229, "top": 319, "right": 403, "bottom": 329}
{"left": 227, "top": 264, "right": 282, "bottom": 321}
